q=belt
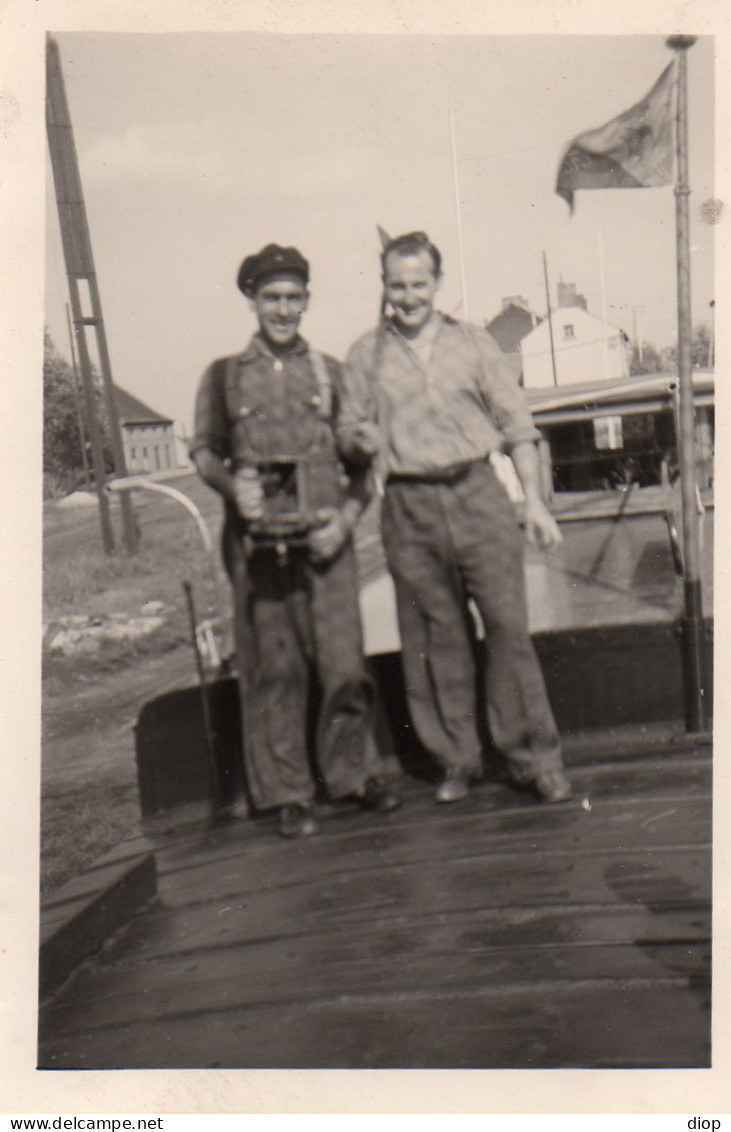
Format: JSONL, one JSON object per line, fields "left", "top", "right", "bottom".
{"left": 387, "top": 458, "right": 485, "bottom": 486}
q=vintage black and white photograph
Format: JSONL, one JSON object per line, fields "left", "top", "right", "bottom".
{"left": 33, "top": 23, "right": 716, "bottom": 1079}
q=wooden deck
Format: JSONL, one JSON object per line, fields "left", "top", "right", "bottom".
{"left": 38, "top": 744, "right": 711, "bottom": 1070}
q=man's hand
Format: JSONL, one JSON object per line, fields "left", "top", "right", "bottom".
{"left": 308, "top": 507, "right": 352, "bottom": 563}
{"left": 350, "top": 420, "right": 380, "bottom": 459}
{"left": 234, "top": 468, "right": 265, "bottom": 521}
{"left": 523, "top": 496, "right": 563, "bottom": 549}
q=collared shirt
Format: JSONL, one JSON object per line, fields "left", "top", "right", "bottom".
{"left": 339, "top": 313, "right": 541, "bottom": 477}
{"left": 190, "top": 333, "right": 342, "bottom": 465}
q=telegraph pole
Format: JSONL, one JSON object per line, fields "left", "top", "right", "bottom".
{"left": 542, "top": 251, "right": 559, "bottom": 387}
{"left": 66, "top": 302, "right": 91, "bottom": 491}
{"left": 46, "top": 35, "right": 137, "bottom": 555}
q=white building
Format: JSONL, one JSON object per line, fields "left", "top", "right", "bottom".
{"left": 114, "top": 387, "right": 189, "bottom": 475}
{"left": 520, "top": 297, "right": 630, "bottom": 390}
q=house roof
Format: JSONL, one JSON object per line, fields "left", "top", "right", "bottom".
{"left": 521, "top": 306, "right": 628, "bottom": 346}
{"left": 486, "top": 304, "right": 541, "bottom": 354}
{"left": 114, "top": 386, "right": 173, "bottom": 425}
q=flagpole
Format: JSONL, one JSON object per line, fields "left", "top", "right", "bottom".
{"left": 667, "top": 34, "right": 706, "bottom": 732}
{"left": 449, "top": 107, "right": 470, "bottom": 321}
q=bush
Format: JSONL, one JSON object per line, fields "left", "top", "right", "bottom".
{"left": 43, "top": 328, "right": 112, "bottom": 498}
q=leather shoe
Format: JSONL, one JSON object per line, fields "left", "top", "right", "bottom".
{"left": 279, "top": 803, "right": 320, "bottom": 839}
{"left": 215, "top": 795, "right": 249, "bottom": 821}
{"left": 353, "top": 776, "right": 403, "bottom": 813}
{"left": 435, "top": 768, "right": 471, "bottom": 804}
{"left": 534, "top": 768, "right": 573, "bottom": 804}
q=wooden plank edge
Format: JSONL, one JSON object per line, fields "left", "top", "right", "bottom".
{"left": 39, "top": 852, "right": 158, "bottom": 1002}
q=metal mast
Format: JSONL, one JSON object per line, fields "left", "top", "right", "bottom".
{"left": 46, "top": 35, "right": 137, "bottom": 554}
{"left": 666, "top": 35, "right": 706, "bottom": 732}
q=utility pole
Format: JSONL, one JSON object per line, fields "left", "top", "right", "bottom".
{"left": 46, "top": 35, "right": 138, "bottom": 555}
{"left": 542, "top": 251, "right": 559, "bottom": 387}
{"left": 667, "top": 34, "right": 706, "bottom": 732}
{"left": 450, "top": 108, "right": 470, "bottom": 321}
{"left": 66, "top": 302, "right": 91, "bottom": 490}
{"left": 632, "top": 306, "right": 644, "bottom": 368}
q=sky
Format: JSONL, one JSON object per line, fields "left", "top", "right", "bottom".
{"left": 44, "top": 32, "right": 716, "bottom": 431}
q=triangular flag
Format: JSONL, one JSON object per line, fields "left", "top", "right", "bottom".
{"left": 556, "top": 61, "right": 677, "bottom": 212}
{"left": 376, "top": 225, "right": 392, "bottom": 250}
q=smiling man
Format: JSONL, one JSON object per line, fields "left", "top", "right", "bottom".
{"left": 338, "top": 231, "right": 572, "bottom": 806}
{"left": 190, "top": 243, "right": 401, "bottom": 838}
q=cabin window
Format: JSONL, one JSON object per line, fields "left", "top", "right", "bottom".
{"left": 593, "top": 416, "right": 624, "bottom": 451}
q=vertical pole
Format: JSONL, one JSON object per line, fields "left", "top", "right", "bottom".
{"left": 183, "top": 580, "right": 222, "bottom": 813}
{"left": 45, "top": 35, "right": 137, "bottom": 555}
{"left": 598, "top": 228, "right": 610, "bottom": 382}
{"left": 542, "top": 251, "right": 559, "bottom": 387}
{"left": 86, "top": 272, "right": 138, "bottom": 554}
{"left": 66, "top": 302, "right": 91, "bottom": 490}
{"left": 68, "top": 280, "right": 116, "bottom": 551}
{"left": 449, "top": 107, "right": 470, "bottom": 321}
{"left": 667, "top": 35, "right": 706, "bottom": 732}
{"left": 633, "top": 306, "right": 645, "bottom": 367}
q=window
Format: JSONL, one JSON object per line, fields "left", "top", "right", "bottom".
{"left": 563, "top": 324, "right": 575, "bottom": 340}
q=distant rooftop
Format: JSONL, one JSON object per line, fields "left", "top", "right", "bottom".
{"left": 114, "top": 386, "right": 173, "bottom": 425}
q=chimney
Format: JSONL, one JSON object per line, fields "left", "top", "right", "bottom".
{"left": 501, "top": 295, "right": 530, "bottom": 312}
{"left": 557, "top": 281, "right": 588, "bottom": 311}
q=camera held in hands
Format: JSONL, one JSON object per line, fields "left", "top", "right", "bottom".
{"left": 237, "top": 455, "right": 343, "bottom": 555}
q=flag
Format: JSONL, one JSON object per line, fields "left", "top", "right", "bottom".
{"left": 556, "top": 61, "right": 677, "bottom": 212}
{"left": 376, "top": 224, "right": 392, "bottom": 250}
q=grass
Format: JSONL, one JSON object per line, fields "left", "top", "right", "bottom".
{"left": 41, "top": 472, "right": 231, "bottom": 896}
{"left": 40, "top": 776, "right": 143, "bottom": 895}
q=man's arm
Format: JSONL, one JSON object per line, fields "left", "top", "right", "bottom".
{"left": 510, "top": 441, "right": 562, "bottom": 549}
{"left": 307, "top": 472, "right": 372, "bottom": 564}
{"left": 334, "top": 335, "right": 381, "bottom": 466}
{"left": 193, "top": 448, "right": 265, "bottom": 522}
{"left": 308, "top": 358, "right": 374, "bottom": 563}
{"left": 468, "top": 326, "right": 561, "bottom": 548}
{"left": 192, "top": 447, "right": 236, "bottom": 504}
{"left": 190, "top": 362, "right": 263, "bottom": 520}
{"left": 472, "top": 327, "right": 542, "bottom": 451}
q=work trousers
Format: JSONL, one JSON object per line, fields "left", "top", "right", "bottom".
{"left": 381, "top": 460, "right": 563, "bottom": 782}
{"left": 225, "top": 528, "right": 378, "bottom": 811}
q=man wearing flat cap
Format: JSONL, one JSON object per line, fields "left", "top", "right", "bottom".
{"left": 190, "top": 243, "right": 401, "bottom": 838}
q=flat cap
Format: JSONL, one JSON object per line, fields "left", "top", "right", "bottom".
{"left": 237, "top": 244, "right": 310, "bottom": 295}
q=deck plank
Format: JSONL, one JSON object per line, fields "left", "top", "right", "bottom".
{"left": 95, "top": 847, "right": 709, "bottom": 959}
{"left": 39, "top": 977, "right": 710, "bottom": 1069}
{"left": 42, "top": 937, "right": 710, "bottom": 1036}
{"left": 152, "top": 795, "right": 711, "bottom": 903}
{"left": 38, "top": 750, "right": 712, "bottom": 1070}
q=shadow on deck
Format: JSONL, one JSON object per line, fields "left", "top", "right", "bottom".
{"left": 38, "top": 744, "right": 711, "bottom": 1070}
